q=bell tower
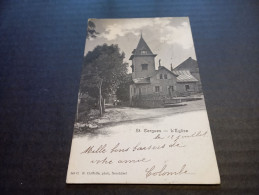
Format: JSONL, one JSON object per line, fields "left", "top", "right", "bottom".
{"left": 129, "top": 34, "right": 157, "bottom": 79}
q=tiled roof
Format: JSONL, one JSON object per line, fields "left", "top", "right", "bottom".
{"left": 173, "top": 70, "right": 198, "bottom": 83}
{"left": 132, "top": 77, "right": 150, "bottom": 84}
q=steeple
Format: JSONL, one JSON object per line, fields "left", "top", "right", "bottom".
{"left": 129, "top": 33, "right": 156, "bottom": 59}
{"left": 129, "top": 33, "right": 157, "bottom": 79}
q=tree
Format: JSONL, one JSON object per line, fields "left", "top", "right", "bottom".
{"left": 116, "top": 73, "right": 132, "bottom": 102}
{"left": 80, "top": 44, "right": 128, "bottom": 116}
{"left": 87, "top": 20, "right": 99, "bottom": 39}
{"left": 76, "top": 20, "right": 99, "bottom": 122}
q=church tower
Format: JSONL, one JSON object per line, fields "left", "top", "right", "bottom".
{"left": 129, "top": 34, "right": 157, "bottom": 79}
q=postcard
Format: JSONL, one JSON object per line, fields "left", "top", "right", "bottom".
{"left": 66, "top": 17, "right": 220, "bottom": 184}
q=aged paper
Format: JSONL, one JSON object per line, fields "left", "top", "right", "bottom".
{"left": 66, "top": 17, "right": 220, "bottom": 184}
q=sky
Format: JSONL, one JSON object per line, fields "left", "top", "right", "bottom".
{"left": 84, "top": 17, "right": 197, "bottom": 72}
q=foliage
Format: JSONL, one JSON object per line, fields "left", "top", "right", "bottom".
{"left": 80, "top": 44, "right": 128, "bottom": 116}
{"left": 87, "top": 20, "right": 99, "bottom": 39}
{"left": 116, "top": 74, "right": 132, "bottom": 102}
{"left": 77, "top": 94, "right": 96, "bottom": 122}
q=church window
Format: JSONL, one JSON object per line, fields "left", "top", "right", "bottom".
{"left": 164, "top": 74, "right": 167, "bottom": 79}
{"left": 141, "top": 64, "right": 148, "bottom": 70}
{"left": 185, "top": 84, "right": 190, "bottom": 91}
{"left": 155, "top": 86, "right": 160, "bottom": 93}
{"left": 141, "top": 50, "right": 147, "bottom": 54}
{"left": 160, "top": 74, "right": 163, "bottom": 79}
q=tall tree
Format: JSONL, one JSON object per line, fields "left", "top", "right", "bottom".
{"left": 76, "top": 20, "right": 99, "bottom": 121}
{"left": 80, "top": 44, "right": 128, "bottom": 116}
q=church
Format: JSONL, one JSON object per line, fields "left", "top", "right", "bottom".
{"left": 129, "top": 34, "right": 202, "bottom": 108}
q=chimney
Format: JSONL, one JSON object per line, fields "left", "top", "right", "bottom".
{"left": 171, "top": 63, "right": 173, "bottom": 71}
{"left": 159, "top": 59, "right": 161, "bottom": 67}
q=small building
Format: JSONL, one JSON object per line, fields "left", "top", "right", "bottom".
{"left": 173, "top": 57, "right": 202, "bottom": 92}
{"left": 172, "top": 70, "right": 199, "bottom": 96}
{"left": 129, "top": 34, "right": 201, "bottom": 107}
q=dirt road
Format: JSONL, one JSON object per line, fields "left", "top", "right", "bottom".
{"left": 74, "top": 99, "right": 207, "bottom": 137}
{"left": 97, "top": 99, "right": 206, "bottom": 125}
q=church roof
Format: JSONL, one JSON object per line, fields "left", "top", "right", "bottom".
{"left": 173, "top": 70, "right": 198, "bottom": 83}
{"left": 129, "top": 35, "right": 156, "bottom": 60}
{"left": 135, "top": 35, "right": 153, "bottom": 55}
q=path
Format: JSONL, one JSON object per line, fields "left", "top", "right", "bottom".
{"left": 74, "top": 99, "right": 206, "bottom": 137}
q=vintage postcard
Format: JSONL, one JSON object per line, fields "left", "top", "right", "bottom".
{"left": 66, "top": 17, "right": 220, "bottom": 184}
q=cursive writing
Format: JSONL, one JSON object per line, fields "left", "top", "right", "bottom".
{"left": 81, "top": 144, "right": 107, "bottom": 154}
{"left": 145, "top": 164, "right": 191, "bottom": 178}
{"left": 181, "top": 131, "right": 207, "bottom": 138}
{"left": 110, "top": 143, "right": 130, "bottom": 153}
{"left": 133, "top": 142, "right": 166, "bottom": 152}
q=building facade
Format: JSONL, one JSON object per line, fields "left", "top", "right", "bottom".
{"left": 173, "top": 57, "right": 202, "bottom": 92}
{"left": 129, "top": 35, "right": 201, "bottom": 107}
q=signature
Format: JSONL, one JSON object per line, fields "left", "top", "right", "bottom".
{"left": 145, "top": 164, "right": 192, "bottom": 178}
